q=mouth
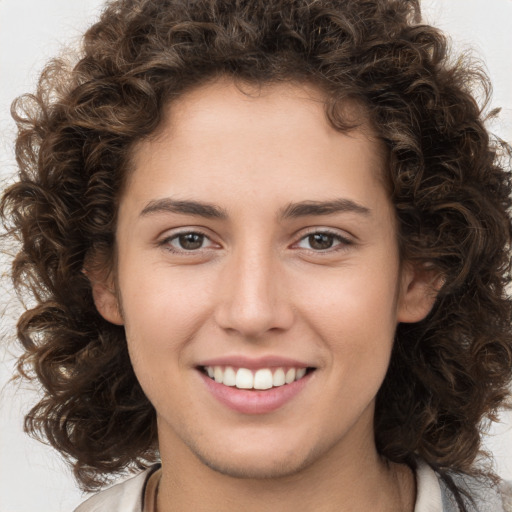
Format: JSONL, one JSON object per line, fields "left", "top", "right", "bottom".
{"left": 198, "top": 365, "right": 315, "bottom": 390}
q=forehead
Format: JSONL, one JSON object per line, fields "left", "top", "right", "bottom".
{"left": 125, "top": 78, "right": 389, "bottom": 211}
{"left": 163, "top": 78, "right": 337, "bottom": 133}
{"left": 134, "top": 77, "right": 384, "bottom": 161}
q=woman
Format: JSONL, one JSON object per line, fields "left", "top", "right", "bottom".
{"left": 2, "top": 0, "right": 511, "bottom": 510}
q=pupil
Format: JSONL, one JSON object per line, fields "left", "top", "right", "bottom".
{"left": 309, "top": 233, "right": 333, "bottom": 250}
{"left": 179, "top": 233, "right": 203, "bottom": 250}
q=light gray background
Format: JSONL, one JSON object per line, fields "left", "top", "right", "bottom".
{"left": 1, "top": 1, "right": 511, "bottom": 511}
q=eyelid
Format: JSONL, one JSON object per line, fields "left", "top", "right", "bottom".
{"left": 158, "top": 227, "right": 221, "bottom": 253}
{"left": 291, "top": 227, "right": 354, "bottom": 251}
{"left": 156, "top": 226, "right": 354, "bottom": 253}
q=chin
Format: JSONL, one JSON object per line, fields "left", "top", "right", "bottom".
{"left": 196, "top": 454, "right": 309, "bottom": 480}
{"left": 186, "top": 436, "right": 325, "bottom": 480}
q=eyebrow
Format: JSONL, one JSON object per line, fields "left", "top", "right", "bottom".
{"left": 139, "top": 197, "right": 370, "bottom": 221}
{"left": 140, "top": 198, "right": 228, "bottom": 219}
{"left": 280, "top": 199, "right": 371, "bottom": 219}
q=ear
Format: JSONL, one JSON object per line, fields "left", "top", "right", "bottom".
{"left": 83, "top": 266, "right": 124, "bottom": 326}
{"left": 397, "top": 262, "right": 444, "bottom": 324}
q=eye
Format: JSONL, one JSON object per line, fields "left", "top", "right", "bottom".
{"left": 163, "top": 231, "right": 215, "bottom": 252}
{"left": 295, "top": 231, "right": 351, "bottom": 251}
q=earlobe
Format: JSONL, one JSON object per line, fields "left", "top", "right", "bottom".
{"left": 91, "top": 281, "right": 124, "bottom": 325}
{"left": 83, "top": 265, "right": 124, "bottom": 325}
{"left": 397, "top": 263, "right": 444, "bottom": 324}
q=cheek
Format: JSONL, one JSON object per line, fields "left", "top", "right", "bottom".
{"left": 120, "top": 258, "right": 214, "bottom": 326}
{"left": 118, "top": 270, "right": 207, "bottom": 413}
{"left": 294, "top": 262, "right": 400, "bottom": 380}
{"left": 296, "top": 261, "right": 400, "bottom": 335}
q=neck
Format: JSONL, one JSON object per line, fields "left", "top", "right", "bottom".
{"left": 156, "top": 422, "right": 415, "bottom": 512}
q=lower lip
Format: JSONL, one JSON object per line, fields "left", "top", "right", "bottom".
{"left": 199, "top": 370, "right": 313, "bottom": 415}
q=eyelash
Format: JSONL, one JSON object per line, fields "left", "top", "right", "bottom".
{"left": 294, "top": 229, "right": 353, "bottom": 253}
{"left": 159, "top": 231, "right": 216, "bottom": 254}
{"left": 159, "top": 229, "right": 353, "bottom": 254}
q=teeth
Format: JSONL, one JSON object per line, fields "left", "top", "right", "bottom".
{"left": 235, "top": 368, "right": 253, "bottom": 389}
{"left": 254, "top": 369, "right": 273, "bottom": 390}
{"left": 285, "top": 368, "right": 296, "bottom": 384}
{"left": 214, "top": 366, "right": 223, "bottom": 383}
{"left": 203, "top": 365, "right": 309, "bottom": 390}
{"left": 272, "top": 368, "right": 285, "bottom": 386}
{"left": 223, "top": 366, "right": 236, "bottom": 386}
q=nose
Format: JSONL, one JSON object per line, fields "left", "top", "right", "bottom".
{"left": 214, "top": 245, "right": 294, "bottom": 339}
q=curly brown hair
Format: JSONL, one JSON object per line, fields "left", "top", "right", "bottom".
{"left": 1, "top": 0, "right": 512, "bottom": 496}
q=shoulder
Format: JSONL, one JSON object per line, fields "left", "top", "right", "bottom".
{"left": 498, "top": 480, "right": 512, "bottom": 512}
{"left": 74, "top": 465, "right": 160, "bottom": 512}
{"left": 440, "top": 470, "right": 510, "bottom": 512}
{"left": 415, "top": 458, "right": 510, "bottom": 512}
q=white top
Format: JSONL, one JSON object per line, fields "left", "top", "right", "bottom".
{"left": 415, "top": 459, "right": 443, "bottom": 511}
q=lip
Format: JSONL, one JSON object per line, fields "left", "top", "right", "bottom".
{"left": 197, "top": 355, "right": 310, "bottom": 370}
{"left": 198, "top": 366, "right": 314, "bottom": 415}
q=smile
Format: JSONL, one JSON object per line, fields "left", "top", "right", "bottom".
{"left": 201, "top": 366, "right": 310, "bottom": 390}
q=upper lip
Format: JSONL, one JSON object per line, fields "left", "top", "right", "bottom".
{"left": 196, "top": 355, "right": 312, "bottom": 369}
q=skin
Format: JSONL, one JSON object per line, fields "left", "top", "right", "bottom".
{"left": 93, "top": 78, "right": 436, "bottom": 511}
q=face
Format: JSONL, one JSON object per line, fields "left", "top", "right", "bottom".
{"left": 94, "top": 78, "right": 433, "bottom": 479}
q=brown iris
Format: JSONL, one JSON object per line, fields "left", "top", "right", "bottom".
{"left": 308, "top": 233, "right": 335, "bottom": 250}
{"left": 178, "top": 233, "right": 204, "bottom": 250}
